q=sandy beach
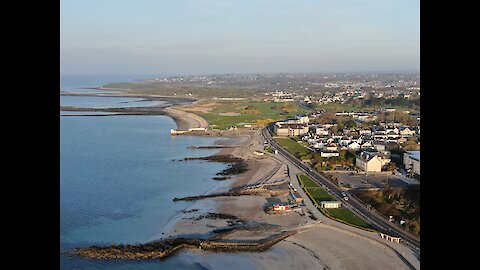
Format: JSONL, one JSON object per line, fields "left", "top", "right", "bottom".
{"left": 151, "top": 110, "right": 417, "bottom": 269}
{"left": 62, "top": 93, "right": 418, "bottom": 269}
{"left": 163, "top": 106, "right": 210, "bottom": 130}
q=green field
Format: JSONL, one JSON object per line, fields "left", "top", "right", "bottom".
{"left": 325, "top": 208, "right": 371, "bottom": 228}
{"left": 102, "top": 82, "right": 262, "bottom": 99}
{"left": 297, "top": 174, "right": 373, "bottom": 230}
{"left": 298, "top": 174, "right": 318, "bottom": 187}
{"left": 317, "top": 102, "right": 418, "bottom": 114}
{"left": 200, "top": 101, "right": 310, "bottom": 130}
{"left": 275, "top": 138, "right": 312, "bottom": 159}
{"left": 306, "top": 187, "right": 334, "bottom": 202}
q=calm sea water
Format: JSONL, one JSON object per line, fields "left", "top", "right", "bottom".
{"left": 60, "top": 74, "right": 159, "bottom": 92}
{"left": 60, "top": 95, "right": 165, "bottom": 108}
{"left": 60, "top": 75, "right": 236, "bottom": 269}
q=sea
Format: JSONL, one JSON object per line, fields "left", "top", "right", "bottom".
{"left": 59, "top": 75, "right": 254, "bottom": 269}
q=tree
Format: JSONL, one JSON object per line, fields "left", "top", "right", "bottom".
{"left": 385, "top": 162, "right": 397, "bottom": 172}
{"left": 343, "top": 119, "right": 356, "bottom": 128}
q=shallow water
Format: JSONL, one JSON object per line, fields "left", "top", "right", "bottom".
{"left": 60, "top": 115, "right": 235, "bottom": 269}
{"left": 60, "top": 95, "right": 165, "bottom": 108}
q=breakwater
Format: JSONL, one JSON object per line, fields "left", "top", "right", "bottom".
{"left": 67, "top": 229, "right": 296, "bottom": 261}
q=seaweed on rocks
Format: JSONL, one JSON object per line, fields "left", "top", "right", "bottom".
{"left": 183, "top": 155, "right": 248, "bottom": 177}
{"left": 67, "top": 226, "right": 297, "bottom": 261}
{"left": 191, "top": 212, "right": 244, "bottom": 226}
{"left": 212, "top": 176, "right": 229, "bottom": 181}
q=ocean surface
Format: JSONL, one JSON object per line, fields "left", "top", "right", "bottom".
{"left": 60, "top": 95, "right": 165, "bottom": 109}
{"left": 60, "top": 75, "right": 240, "bottom": 269}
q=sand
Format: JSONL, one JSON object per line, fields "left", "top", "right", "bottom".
{"left": 149, "top": 108, "right": 418, "bottom": 269}
{"left": 163, "top": 106, "right": 210, "bottom": 130}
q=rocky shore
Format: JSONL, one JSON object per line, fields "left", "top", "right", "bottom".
{"left": 67, "top": 224, "right": 296, "bottom": 260}
{"left": 182, "top": 154, "right": 249, "bottom": 178}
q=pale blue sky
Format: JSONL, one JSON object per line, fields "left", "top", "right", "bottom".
{"left": 60, "top": 0, "right": 419, "bottom": 75}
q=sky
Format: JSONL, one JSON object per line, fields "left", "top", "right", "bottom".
{"left": 60, "top": 0, "right": 420, "bottom": 75}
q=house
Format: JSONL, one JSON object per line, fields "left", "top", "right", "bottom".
{"left": 359, "top": 129, "right": 372, "bottom": 136}
{"left": 315, "top": 127, "right": 329, "bottom": 136}
{"left": 373, "top": 142, "right": 386, "bottom": 151}
{"left": 323, "top": 144, "right": 338, "bottom": 152}
{"left": 320, "top": 201, "right": 342, "bottom": 208}
{"left": 339, "top": 137, "right": 352, "bottom": 146}
{"left": 360, "top": 141, "right": 373, "bottom": 149}
{"left": 347, "top": 141, "right": 361, "bottom": 150}
{"left": 399, "top": 126, "right": 416, "bottom": 137}
{"left": 356, "top": 151, "right": 391, "bottom": 172}
{"left": 296, "top": 115, "right": 310, "bottom": 124}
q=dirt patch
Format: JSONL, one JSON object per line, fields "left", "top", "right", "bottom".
{"left": 219, "top": 112, "right": 242, "bottom": 116}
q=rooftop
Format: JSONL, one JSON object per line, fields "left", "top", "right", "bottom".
{"left": 406, "top": 151, "right": 420, "bottom": 161}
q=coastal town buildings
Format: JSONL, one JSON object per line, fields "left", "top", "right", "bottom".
{"left": 404, "top": 151, "right": 420, "bottom": 177}
{"left": 355, "top": 151, "right": 391, "bottom": 172}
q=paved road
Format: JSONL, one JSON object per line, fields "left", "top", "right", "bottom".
{"left": 261, "top": 127, "right": 421, "bottom": 251}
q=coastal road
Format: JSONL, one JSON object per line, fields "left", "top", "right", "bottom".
{"left": 260, "top": 127, "right": 421, "bottom": 252}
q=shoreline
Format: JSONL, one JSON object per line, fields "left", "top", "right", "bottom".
{"left": 61, "top": 91, "right": 419, "bottom": 269}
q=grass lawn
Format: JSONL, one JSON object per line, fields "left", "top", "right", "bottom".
{"left": 297, "top": 174, "right": 373, "bottom": 230}
{"left": 298, "top": 174, "right": 318, "bottom": 187}
{"left": 200, "top": 101, "right": 310, "bottom": 130}
{"left": 275, "top": 138, "right": 312, "bottom": 158}
{"left": 325, "top": 208, "right": 372, "bottom": 229}
{"left": 306, "top": 187, "right": 334, "bottom": 202}
{"left": 103, "top": 82, "right": 262, "bottom": 99}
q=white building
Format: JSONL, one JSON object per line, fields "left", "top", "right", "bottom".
{"left": 356, "top": 151, "right": 391, "bottom": 172}
{"left": 320, "top": 201, "right": 342, "bottom": 208}
{"left": 296, "top": 115, "right": 310, "bottom": 124}
{"left": 404, "top": 151, "right": 420, "bottom": 176}
{"left": 320, "top": 151, "right": 340, "bottom": 158}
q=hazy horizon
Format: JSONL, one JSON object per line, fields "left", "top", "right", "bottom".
{"left": 61, "top": 0, "right": 419, "bottom": 75}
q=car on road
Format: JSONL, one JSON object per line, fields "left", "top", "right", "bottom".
{"left": 341, "top": 192, "right": 346, "bottom": 196}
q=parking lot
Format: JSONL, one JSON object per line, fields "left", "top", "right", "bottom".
{"left": 326, "top": 171, "right": 409, "bottom": 189}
